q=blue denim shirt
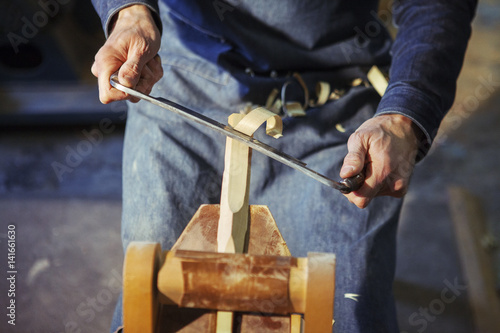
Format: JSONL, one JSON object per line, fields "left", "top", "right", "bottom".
{"left": 92, "top": 0, "right": 477, "bottom": 152}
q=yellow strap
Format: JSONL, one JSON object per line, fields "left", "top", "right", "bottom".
{"left": 232, "top": 106, "right": 283, "bottom": 138}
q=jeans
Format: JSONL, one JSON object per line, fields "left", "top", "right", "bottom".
{"left": 110, "top": 6, "right": 403, "bottom": 333}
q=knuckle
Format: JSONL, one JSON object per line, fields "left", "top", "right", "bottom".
{"left": 343, "top": 152, "right": 357, "bottom": 163}
{"left": 156, "top": 66, "right": 164, "bottom": 80}
{"left": 136, "top": 38, "right": 149, "bottom": 52}
{"left": 347, "top": 133, "right": 367, "bottom": 156}
{"left": 348, "top": 131, "right": 362, "bottom": 145}
{"left": 100, "top": 94, "right": 112, "bottom": 104}
{"left": 381, "top": 174, "right": 408, "bottom": 197}
{"left": 392, "top": 178, "right": 406, "bottom": 192}
{"left": 93, "top": 51, "right": 103, "bottom": 63}
{"left": 94, "top": 44, "right": 112, "bottom": 64}
{"left": 345, "top": 194, "right": 371, "bottom": 209}
{"left": 125, "top": 61, "right": 141, "bottom": 76}
{"left": 132, "top": 39, "right": 153, "bottom": 60}
{"left": 356, "top": 198, "right": 370, "bottom": 209}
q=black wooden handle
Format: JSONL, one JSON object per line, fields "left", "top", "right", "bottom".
{"left": 338, "top": 173, "right": 365, "bottom": 194}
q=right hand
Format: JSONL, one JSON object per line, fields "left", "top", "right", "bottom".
{"left": 91, "top": 4, "right": 163, "bottom": 104}
{"left": 340, "top": 114, "right": 420, "bottom": 208}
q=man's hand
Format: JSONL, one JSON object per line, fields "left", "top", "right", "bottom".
{"left": 91, "top": 5, "right": 163, "bottom": 104}
{"left": 340, "top": 114, "right": 421, "bottom": 208}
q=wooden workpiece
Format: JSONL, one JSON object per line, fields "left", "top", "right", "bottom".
{"left": 216, "top": 108, "right": 283, "bottom": 331}
{"left": 217, "top": 108, "right": 283, "bottom": 254}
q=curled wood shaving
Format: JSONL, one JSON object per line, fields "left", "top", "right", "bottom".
{"left": 262, "top": 72, "right": 370, "bottom": 118}
{"left": 335, "top": 124, "right": 346, "bottom": 133}
{"left": 329, "top": 89, "right": 345, "bottom": 100}
{"left": 285, "top": 101, "right": 307, "bottom": 117}
{"left": 351, "top": 78, "right": 365, "bottom": 87}
{"left": 233, "top": 106, "right": 283, "bottom": 138}
{"left": 265, "top": 115, "right": 283, "bottom": 138}
{"left": 265, "top": 88, "right": 279, "bottom": 109}
{"left": 367, "top": 66, "right": 388, "bottom": 96}
{"left": 309, "top": 81, "right": 331, "bottom": 107}
{"left": 344, "top": 293, "right": 360, "bottom": 302}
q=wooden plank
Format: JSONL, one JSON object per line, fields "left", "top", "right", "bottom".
{"left": 167, "top": 205, "right": 219, "bottom": 333}
{"left": 448, "top": 186, "right": 500, "bottom": 333}
{"left": 240, "top": 205, "right": 292, "bottom": 332}
{"left": 167, "top": 205, "right": 291, "bottom": 257}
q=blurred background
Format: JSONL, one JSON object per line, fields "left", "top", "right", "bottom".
{"left": 0, "top": 0, "right": 499, "bottom": 332}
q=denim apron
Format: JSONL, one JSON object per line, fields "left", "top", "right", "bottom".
{"left": 112, "top": 2, "right": 402, "bottom": 332}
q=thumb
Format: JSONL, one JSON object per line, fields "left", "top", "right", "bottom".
{"left": 340, "top": 133, "right": 366, "bottom": 178}
{"left": 118, "top": 50, "right": 149, "bottom": 88}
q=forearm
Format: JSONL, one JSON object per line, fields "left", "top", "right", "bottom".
{"left": 91, "top": 0, "right": 162, "bottom": 37}
{"left": 376, "top": 0, "right": 477, "bottom": 155}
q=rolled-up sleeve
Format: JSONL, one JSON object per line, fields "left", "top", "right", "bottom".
{"left": 376, "top": 0, "right": 477, "bottom": 154}
{"left": 91, "top": 0, "right": 162, "bottom": 37}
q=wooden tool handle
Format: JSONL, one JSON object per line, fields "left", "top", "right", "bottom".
{"left": 339, "top": 173, "right": 365, "bottom": 194}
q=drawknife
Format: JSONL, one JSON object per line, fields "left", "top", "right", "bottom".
{"left": 110, "top": 75, "right": 364, "bottom": 193}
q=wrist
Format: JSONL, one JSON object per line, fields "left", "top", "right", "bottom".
{"left": 395, "top": 114, "right": 424, "bottom": 141}
{"left": 377, "top": 113, "right": 422, "bottom": 149}
{"left": 110, "top": 4, "right": 158, "bottom": 35}
{"left": 118, "top": 4, "right": 153, "bottom": 19}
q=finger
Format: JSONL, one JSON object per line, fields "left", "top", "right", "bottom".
{"left": 135, "top": 57, "right": 163, "bottom": 94}
{"left": 93, "top": 50, "right": 129, "bottom": 104}
{"left": 343, "top": 163, "right": 377, "bottom": 208}
{"left": 118, "top": 45, "right": 155, "bottom": 88}
{"left": 135, "top": 64, "right": 155, "bottom": 96}
{"left": 98, "top": 69, "right": 130, "bottom": 104}
{"left": 91, "top": 61, "right": 98, "bottom": 78}
{"left": 343, "top": 148, "right": 391, "bottom": 208}
{"left": 149, "top": 54, "right": 164, "bottom": 82}
{"left": 376, "top": 156, "right": 413, "bottom": 197}
{"left": 340, "top": 132, "right": 366, "bottom": 178}
{"left": 345, "top": 153, "right": 409, "bottom": 208}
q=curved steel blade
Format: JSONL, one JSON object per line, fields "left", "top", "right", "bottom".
{"left": 110, "top": 75, "right": 361, "bottom": 193}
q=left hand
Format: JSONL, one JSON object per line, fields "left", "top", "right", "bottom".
{"left": 340, "top": 114, "right": 422, "bottom": 208}
{"left": 91, "top": 4, "right": 163, "bottom": 104}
